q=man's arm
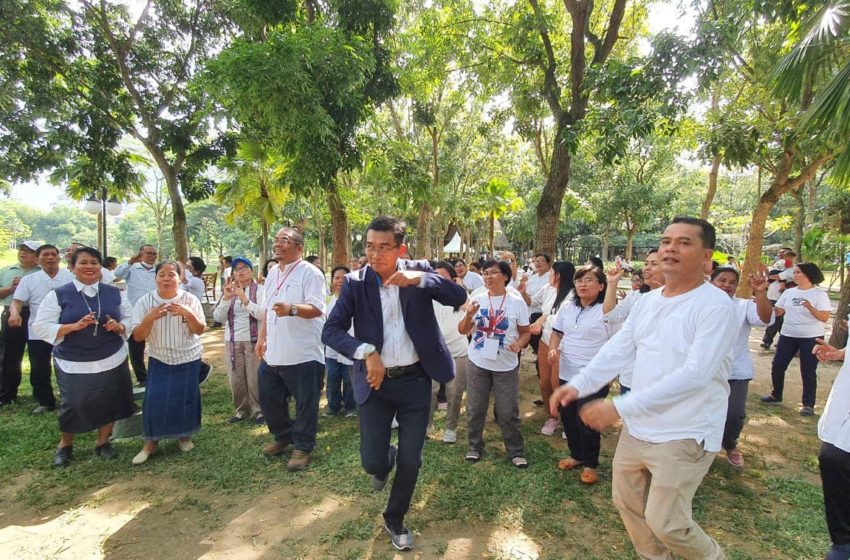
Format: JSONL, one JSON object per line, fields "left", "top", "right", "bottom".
{"left": 114, "top": 263, "right": 132, "bottom": 280}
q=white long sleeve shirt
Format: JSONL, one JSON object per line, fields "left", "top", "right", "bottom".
{"left": 567, "top": 282, "right": 739, "bottom": 452}
{"left": 820, "top": 356, "right": 850, "bottom": 453}
{"left": 213, "top": 284, "right": 265, "bottom": 342}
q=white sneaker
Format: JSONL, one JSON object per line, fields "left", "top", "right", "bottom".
{"left": 540, "top": 418, "right": 559, "bottom": 436}
{"left": 178, "top": 439, "right": 194, "bottom": 452}
{"left": 132, "top": 450, "right": 150, "bottom": 465}
{"left": 562, "top": 431, "right": 567, "bottom": 440}
{"left": 442, "top": 429, "right": 457, "bottom": 443}
{"left": 391, "top": 416, "right": 399, "bottom": 429}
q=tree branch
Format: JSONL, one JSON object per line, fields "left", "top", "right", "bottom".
{"left": 124, "top": 0, "right": 153, "bottom": 52}
{"left": 593, "top": 0, "right": 626, "bottom": 65}
{"left": 527, "top": 0, "right": 563, "bottom": 119}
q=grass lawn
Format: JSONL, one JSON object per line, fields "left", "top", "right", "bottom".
{"left": 0, "top": 328, "right": 834, "bottom": 559}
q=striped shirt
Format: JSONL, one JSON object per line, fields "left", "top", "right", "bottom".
{"left": 132, "top": 290, "right": 204, "bottom": 365}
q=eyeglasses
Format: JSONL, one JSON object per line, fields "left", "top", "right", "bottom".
{"left": 575, "top": 276, "right": 601, "bottom": 284}
{"left": 273, "top": 236, "right": 300, "bottom": 246}
{"left": 365, "top": 244, "right": 399, "bottom": 255}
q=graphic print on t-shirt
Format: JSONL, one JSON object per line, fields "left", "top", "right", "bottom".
{"left": 473, "top": 308, "right": 509, "bottom": 350}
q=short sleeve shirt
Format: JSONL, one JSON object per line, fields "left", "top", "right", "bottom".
{"left": 467, "top": 291, "right": 529, "bottom": 372}
{"left": 775, "top": 287, "right": 832, "bottom": 338}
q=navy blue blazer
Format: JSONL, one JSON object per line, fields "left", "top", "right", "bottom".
{"left": 321, "top": 259, "right": 467, "bottom": 404}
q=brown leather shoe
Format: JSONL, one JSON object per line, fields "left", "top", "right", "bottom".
{"left": 263, "top": 440, "right": 290, "bottom": 458}
{"left": 287, "top": 449, "right": 311, "bottom": 471}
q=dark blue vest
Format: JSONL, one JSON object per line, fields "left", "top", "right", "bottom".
{"left": 53, "top": 282, "right": 124, "bottom": 362}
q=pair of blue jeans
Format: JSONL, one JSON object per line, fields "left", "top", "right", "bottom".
{"left": 325, "top": 357, "right": 355, "bottom": 414}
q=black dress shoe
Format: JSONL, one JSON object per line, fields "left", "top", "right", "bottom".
{"left": 53, "top": 446, "right": 73, "bottom": 468}
{"left": 95, "top": 442, "right": 118, "bottom": 459}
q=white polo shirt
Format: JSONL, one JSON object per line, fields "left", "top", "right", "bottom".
{"left": 13, "top": 268, "right": 75, "bottom": 337}
{"left": 261, "top": 260, "right": 326, "bottom": 366}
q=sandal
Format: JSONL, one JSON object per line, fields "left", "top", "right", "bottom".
{"left": 465, "top": 449, "right": 481, "bottom": 462}
{"left": 511, "top": 456, "right": 529, "bottom": 469}
{"left": 580, "top": 468, "right": 598, "bottom": 485}
{"left": 557, "top": 457, "right": 583, "bottom": 471}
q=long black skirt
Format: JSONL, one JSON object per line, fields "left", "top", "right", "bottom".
{"left": 55, "top": 359, "right": 135, "bottom": 433}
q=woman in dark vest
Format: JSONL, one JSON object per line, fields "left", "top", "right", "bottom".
{"left": 130, "top": 260, "right": 206, "bottom": 465}
{"left": 213, "top": 257, "right": 264, "bottom": 424}
{"left": 32, "top": 246, "right": 135, "bottom": 468}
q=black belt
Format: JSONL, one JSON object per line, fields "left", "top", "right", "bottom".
{"left": 384, "top": 362, "right": 424, "bottom": 379}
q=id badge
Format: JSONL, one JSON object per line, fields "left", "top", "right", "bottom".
{"left": 482, "top": 337, "right": 500, "bottom": 360}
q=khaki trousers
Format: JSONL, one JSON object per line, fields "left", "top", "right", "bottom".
{"left": 612, "top": 427, "right": 726, "bottom": 560}
{"left": 225, "top": 341, "right": 262, "bottom": 418}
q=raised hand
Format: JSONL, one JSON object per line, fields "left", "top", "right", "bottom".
{"left": 384, "top": 270, "right": 424, "bottom": 287}
{"left": 222, "top": 277, "right": 236, "bottom": 301}
{"left": 605, "top": 266, "right": 623, "bottom": 284}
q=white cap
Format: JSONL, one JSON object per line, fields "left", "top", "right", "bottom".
{"left": 18, "top": 240, "right": 40, "bottom": 252}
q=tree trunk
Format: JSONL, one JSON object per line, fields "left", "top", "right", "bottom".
{"left": 535, "top": 122, "right": 571, "bottom": 257}
{"left": 625, "top": 225, "right": 637, "bottom": 261}
{"left": 415, "top": 201, "right": 431, "bottom": 259}
{"left": 488, "top": 210, "right": 495, "bottom": 256}
{"left": 162, "top": 168, "right": 189, "bottom": 262}
{"left": 806, "top": 177, "right": 818, "bottom": 229}
{"left": 792, "top": 187, "right": 804, "bottom": 258}
{"left": 829, "top": 278, "right": 850, "bottom": 348}
{"left": 601, "top": 228, "right": 610, "bottom": 263}
{"left": 260, "top": 219, "right": 269, "bottom": 263}
{"left": 701, "top": 153, "right": 721, "bottom": 220}
{"left": 326, "top": 179, "right": 349, "bottom": 267}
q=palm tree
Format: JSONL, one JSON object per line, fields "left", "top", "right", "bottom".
{"left": 773, "top": 1, "right": 850, "bottom": 181}
{"left": 476, "top": 178, "right": 524, "bottom": 255}
{"left": 215, "top": 142, "right": 291, "bottom": 261}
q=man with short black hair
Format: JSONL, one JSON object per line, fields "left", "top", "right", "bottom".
{"left": 7, "top": 244, "right": 74, "bottom": 413}
{"left": 256, "top": 227, "right": 326, "bottom": 472}
{"left": 115, "top": 244, "right": 159, "bottom": 384}
{"left": 323, "top": 216, "right": 466, "bottom": 551}
{"left": 454, "top": 259, "right": 483, "bottom": 293}
{"left": 552, "top": 216, "right": 736, "bottom": 559}
{"left": 0, "top": 241, "right": 41, "bottom": 406}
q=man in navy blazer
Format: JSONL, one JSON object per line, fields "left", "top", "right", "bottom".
{"left": 322, "top": 216, "right": 466, "bottom": 551}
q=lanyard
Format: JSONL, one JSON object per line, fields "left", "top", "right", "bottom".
{"left": 486, "top": 292, "right": 507, "bottom": 334}
{"left": 273, "top": 259, "right": 302, "bottom": 298}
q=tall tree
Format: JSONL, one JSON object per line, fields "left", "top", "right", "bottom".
{"left": 1, "top": 0, "right": 235, "bottom": 261}
{"left": 206, "top": 0, "right": 398, "bottom": 266}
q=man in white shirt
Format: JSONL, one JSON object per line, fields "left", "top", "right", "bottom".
{"left": 115, "top": 244, "right": 158, "bottom": 384}
{"left": 525, "top": 253, "right": 551, "bottom": 367}
{"left": 552, "top": 216, "right": 738, "bottom": 560}
{"left": 7, "top": 244, "right": 74, "bottom": 413}
{"left": 256, "top": 227, "right": 326, "bottom": 472}
{"left": 183, "top": 256, "right": 208, "bottom": 302}
{"left": 454, "top": 259, "right": 483, "bottom": 293}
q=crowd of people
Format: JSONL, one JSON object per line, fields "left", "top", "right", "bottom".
{"left": 0, "top": 216, "right": 848, "bottom": 559}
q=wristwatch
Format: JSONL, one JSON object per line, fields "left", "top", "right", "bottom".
{"left": 289, "top": 305, "right": 298, "bottom": 317}
{"left": 362, "top": 343, "right": 377, "bottom": 358}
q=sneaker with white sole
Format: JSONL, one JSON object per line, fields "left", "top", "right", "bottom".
{"left": 384, "top": 523, "right": 414, "bottom": 551}
{"left": 540, "top": 418, "right": 559, "bottom": 436}
{"left": 442, "top": 429, "right": 457, "bottom": 444}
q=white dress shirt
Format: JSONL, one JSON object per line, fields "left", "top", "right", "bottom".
{"left": 261, "top": 260, "right": 326, "bottom": 366}
{"left": 183, "top": 271, "right": 207, "bottom": 301}
{"left": 12, "top": 268, "right": 74, "bottom": 337}
{"left": 819, "top": 356, "right": 850, "bottom": 453}
{"left": 566, "top": 282, "right": 739, "bottom": 452}
{"left": 526, "top": 272, "right": 550, "bottom": 314}
{"left": 33, "top": 280, "right": 134, "bottom": 374}
{"left": 326, "top": 295, "right": 354, "bottom": 366}
{"left": 115, "top": 262, "right": 157, "bottom": 305}
{"left": 213, "top": 283, "right": 265, "bottom": 342}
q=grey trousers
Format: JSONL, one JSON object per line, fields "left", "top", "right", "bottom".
{"left": 466, "top": 361, "right": 524, "bottom": 458}
{"left": 722, "top": 379, "right": 749, "bottom": 451}
{"left": 225, "top": 340, "right": 262, "bottom": 419}
{"left": 429, "top": 355, "right": 469, "bottom": 432}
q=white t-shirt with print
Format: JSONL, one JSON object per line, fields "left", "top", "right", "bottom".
{"left": 775, "top": 286, "right": 831, "bottom": 338}
{"left": 467, "top": 291, "right": 529, "bottom": 372}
